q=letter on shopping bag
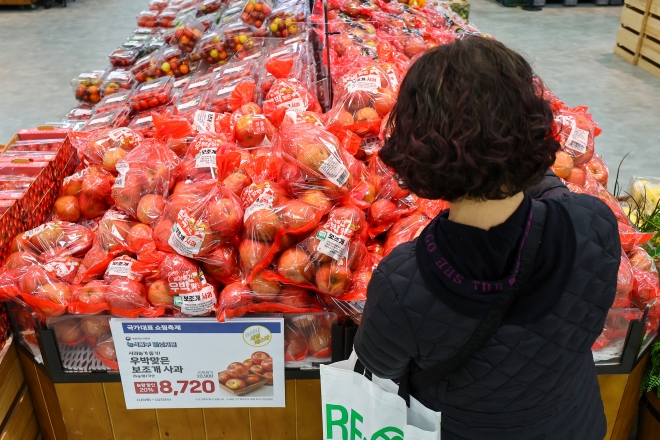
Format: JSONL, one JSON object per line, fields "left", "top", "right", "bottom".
{"left": 326, "top": 404, "right": 349, "bottom": 440}
{"left": 351, "top": 409, "right": 364, "bottom": 440}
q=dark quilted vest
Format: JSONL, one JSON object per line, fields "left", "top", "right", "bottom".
{"left": 355, "top": 194, "right": 620, "bottom": 440}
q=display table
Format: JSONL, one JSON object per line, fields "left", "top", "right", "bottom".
{"left": 12, "top": 343, "right": 650, "bottom": 440}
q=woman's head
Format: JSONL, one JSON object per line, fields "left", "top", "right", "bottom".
{"left": 380, "top": 36, "right": 559, "bottom": 202}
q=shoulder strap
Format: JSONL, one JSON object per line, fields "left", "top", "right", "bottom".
{"left": 398, "top": 201, "right": 548, "bottom": 403}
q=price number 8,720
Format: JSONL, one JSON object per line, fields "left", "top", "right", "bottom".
{"left": 159, "top": 380, "right": 215, "bottom": 395}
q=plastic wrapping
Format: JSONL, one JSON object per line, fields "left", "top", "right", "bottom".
{"left": 81, "top": 107, "right": 132, "bottom": 132}
{"left": 192, "top": 30, "right": 228, "bottom": 65}
{"left": 71, "top": 70, "right": 106, "bottom": 104}
{"left": 262, "top": 78, "right": 322, "bottom": 127}
{"left": 383, "top": 212, "right": 431, "bottom": 256}
{"left": 52, "top": 167, "right": 115, "bottom": 223}
{"left": 70, "top": 127, "right": 143, "bottom": 171}
{"left": 111, "top": 139, "right": 180, "bottom": 219}
{"left": 0, "top": 266, "right": 73, "bottom": 319}
{"left": 130, "top": 76, "right": 175, "bottom": 111}
{"left": 100, "top": 70, "right": 136, "bottom": 97}
{"left": 284, "top": 313, "right": 336, "bottom": 365}
{"left": 109, "top": 48, "right": 140, "bottom": 68}
{"left": 223, "top": 22, "right": 254, "bottom": 55}
{"left": 553, "top": 106, "right": 601, "bottom": 165}
{"left": 48, "top": 316, "right": 86, "bottom": 346}
{"left": 209, "top": 78, "right": 258, "bottom": 114}
{"left": 80, "top": 316, "right": 111, "bottom": 344}
{"left": 266, "top": 4, "right": 307, "bottom": 38}
{"left": 94, "top": 334, "right": 119, "bottom": 370}
{"left": 137, "top": 10, "right": 159, "bottom": 28}
{"left": 96, "top": 90, "right": 134, "bottom": 115}
{"left": 11, "top": 221, "right": 94, "bottom": 263}
{"left": 153, "top": 181, "right": 243, "bottom": 260}
{"left": 170, "top": 14, "right": 205, "bottom": 53}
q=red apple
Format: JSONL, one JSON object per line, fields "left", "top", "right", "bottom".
{"left": 354, "top": 107, "right": 379, "bottom": 123}
{"left": 262, "top": 372, "right": 273, "bottom": 385}
{"left": 278, "top": 286, "right": 316, "bottom": 308}
{"left": 245, "top": 208, "right": 282, "bottom": 242}
{"left": 277, "top": 248, "right": 314, "bottom": 283}
{"left": 82, "top": 169, "right": 113, "bottom": 200}
{"left": 54, "top": 196, "right": 81, "bottom": 222}
{"left": 238, "top": 239, "right": 271, "bottom": 271}
{"left": 308, "top": 325, "right": 331, "bottom": 354}
{"left": 565, "top": 166, "right": 586, "bottom": 187}
{"left": 370, "top": 199, "right": 399, "bottom": 226}
{"left": 227, "top": 361, "right": 249, "bottom": 378}
{"left": 235, "top": 115, "right": 266, "bottom": 148}
{"left": 280, "top": 200, "right": 316, "bottom": 230}
{"left": 245, "top": 374, "right": 262, "bottom": 385}
{"left": 249, "top": 275, "right": 281, "bottom": 302}
{"left": 251, "top": 351, "right": 270, "bottom": 365}
{"left": 243, "top": 359, "right": 254, "bottom": 368}
{"left": 81, "top": 317, "right": 111, "bottom": 339}
{"left": 315, "top": 263, "right": 352, "bottom": 297}
{"left": 250, "top": 365, "right": 264, "bottom": 375}
{"left": 147, "top": 280, "right": 173, "bottom": 306}
{"left": 127, "top": 223, "right": 153, "bottom": 246}
{"left": 301, "top": 190, "right": 332, "bottom": 214}
{"left": 225, "top": 378, "right": 246, "bottom": 390}
{"left": 5, "top": 251, "right": 38, "bottom": 269}
{"left": 95, "top": 336, "right": 117, "bottom": 362}
{"left": 223, "top": 172, "right": 252, "bottom": 196}
{"left": 218, "top": 371, "right": 232, "bottom": 384}
{"left": 296, "top": 141, "right": 330, "bottom": 173}
{"left": 75, "top": 282, "right": 108, "bottom": 305}
{"left": 219, "top": 282, "right": 253, "bottom": 310}
{"left": 203, "top": 246, "right": 239, "bottom": 280}
{"left": 35, "top": 282, "right": 73, "bottom": 306}
{"left": 52, "top": 319, "right": 84, "bottom": 344}
{"left": 208, "top": 198, "right": 242, "bottom": 236}
{"left": 103, "top": 148, "right": 127, "bottom": 173}
{"left": 373, "top": 88, "right": 396, "bottom": 117}
{"left": 261, "top": 358, "right": 273, "bottom": 372}
{"left": 79, "top": 193, "right": 108, "bottom": 220}
{"left": 137, "top": 194, "right": 166, "bottom": 226}
{"left": 153, "top": 219, "right": 176, "bottom": 253}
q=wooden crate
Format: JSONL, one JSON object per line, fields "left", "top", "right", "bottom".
{"left": 614, "top": 0, "right": 653, "bottom": 64}
{"left": 639, "top": 34, "right": 660, "bottom": 78}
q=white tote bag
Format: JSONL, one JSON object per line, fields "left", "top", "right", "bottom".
{"left": 321, "top": 352, "right": 441, "bottom": 440}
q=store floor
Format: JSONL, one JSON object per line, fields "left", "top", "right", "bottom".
{"left": 1, "top": 0, "right": 659, "bottom": 189}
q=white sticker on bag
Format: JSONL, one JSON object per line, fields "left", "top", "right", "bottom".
{"left": 136, "top": 116, "right": 153, "bottom": 125}
{"left": 113, "top": 162, "right": 130, "bottom": 188}
{"left": 345, "top": 73, "right": 381, "bottom": 93}
{"left": 44, "top": 259, "right": 79, "bottom": 278}
{"left": 173, "top": 285, "right": 216, "bottom": 315}
{"left": 178, "top": 97, "right": 201, "bottom": 111}
{"left": 194, "top": 147, "right": 218, "bottom": 168}
{"left": 88, "top": 115, "right": 113, "bottom": 126}
{"left": 141, "top": 81, "right": 162, "bottom": 91}
{"left": 106, "top": 94, "right": 129, "bottom": 104}
{"left": 315, "top": 229, "right": 350, "bottom": 261}
{"left": 318, "top": 154, "right": 349, "bottom": 187}
{"left": 108, "top": 71, "right": 130, "bottom": 80}
{"left": 222, "top": 65, "right": 245, "bottom": 75}
{"left": 277, "top": 97, "right": 305, "bottom": 112}
{"left": 189, "top": 78, "right": 210, "bottom": 90}
{"left": 174, "top": 76, "right": 192, "bottom": 88}
{"left": 566, "top": 123, "right": 589, "bottom": 154}
{"left": 105, "top": 259, "right": 136, "bottom": 278}
{"left": 193, "top": 110, "right": 217, "bottom": 133}
{"left": 73, "top": 109, "right": 93, "bottom": 117}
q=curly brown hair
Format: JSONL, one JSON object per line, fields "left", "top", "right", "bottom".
{"left": 380, "top": 36, "right": 560, "bottom": 202}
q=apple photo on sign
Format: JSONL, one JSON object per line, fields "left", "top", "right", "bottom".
{"left": 217, "top": 351, "right": 274, "bottom": 396}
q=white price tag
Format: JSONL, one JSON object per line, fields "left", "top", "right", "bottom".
{"left": 116, "top": 162, "right": 130, "bottom": 175}
{"left": 277, "top": 97, "right": 305, "bottom": 112}
{"left": 178, "top": 97, "right": 201, "bottom": 111}
{"left": 194, "top": 147, "right": 218, "bottom": 169}
{"left": 174, "top": 76, "right": 192, "bottom": 88}
{"left": 318, "top": 155, "right": 349, "bottom": 187}
{"left": 222, "top": 65, "right": 245, "bottom": 75}
{"left": 168, "top": 212, "right": 204, "bottom": 257}
{"left": 193, "top": 110, "right": 217, "bottom": 133}
{"left": 141, "top": 81, "right": 161, "bottom": 91}
{"left": 566, "top": 123, "right": 589, "bottom": 154}
{"left": 345, "top": 73, "right": 381, "bottom": 93}
{"left": 189, "top": 79, "right": 210, "bottom": 90}
{"left": 315, "top": 229, "right": 350, "bottom": 261}
{"left": 136, "top": 116, "right": 153, "bottom": 125}
{"left": 88, "top": 115, "right": 112, "bottom": 126}
{"left": 73, "top": 109, "right": 93, "bottom": 117}
{"left": 106, "top": 94, "right": 129, "bottom": 104}
{"left": 174, "top": 285, "right": 216, "bottom": 316}
{"left": 243, "top": 187, "right": 275, "bottom": 221}
{"left": 106, "top": 259, "right": 135, "bottom": 278}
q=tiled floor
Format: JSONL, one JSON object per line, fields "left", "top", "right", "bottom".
{"left": 0, "top": 0, "right": 658, "bottom": 189}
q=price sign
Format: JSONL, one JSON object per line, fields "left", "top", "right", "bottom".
{"left": 110, "top": 317, "right": 285, "bottom": 409}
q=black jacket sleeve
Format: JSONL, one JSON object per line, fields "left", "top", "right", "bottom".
{"left": 526, "top": 169, "right": 570, "bottom": 200}
{"left": 353, "top": 265, "right": 419, "bottom": 379}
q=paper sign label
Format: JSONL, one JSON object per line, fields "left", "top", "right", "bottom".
{"left": 174, "top": 76, "right": 192, "bottom": 88}
{"left": 106, "top": 94, "right": 129, "bottom": 104}
{"left": 193, "top": 110, "right": 217, "bottom": 133}
{"left": 318, "top": 155, "right": 349, "bottom": 187}
{"left": 141, "top": 81, "right": 162, "bottom": 91}
{"left": 88, "top": 115, "right": 113, "bottom": 126}
{"left": 194, "top": 147, "right": 218, "bottom": 169}
{"left": 345, "top": 73, "right": 381, "bottom": 93}
{"left": 316, "top": 229, "right": 350, "bottom": 261}
{"left": 189, "top": 79, "right": 210, "bottom": 90}
{"left": 106, "top": 258, "right": 136, "bottom": 279}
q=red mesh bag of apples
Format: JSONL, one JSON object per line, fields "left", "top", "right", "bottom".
{"left": 111, "top": 139, "right": 180, "bottom": 221}
{"left": 0, "top": 266, "right": 73, "bottom": 319}
{"left": 153, "top": 181, "right": 244, "bottom": 261}
{"left": 628, "top": 246, "right": 660, "bottom": 307}
{"left": 262, "top": 78, "right": 323, "bottom": 128}
{"left": 284, "top": 313, "right": 336, "bottom": 363}
{"left": 177, "top": 133, "right": 231, "bottom": 184}
{"left": 97, "top": 210, "right": 155, "bottom": 256}
{"left": 49, "top": 317, "right": 86, "bottom": 347}
{"left": 72, "top": 239, "right": 114, "bottom": 285}
{"left": 553, "top": 106, "right": 601, "bottom": 166}
{"left": 70, "top": 127, "right": 143, "bottom": 173}
{"left": 10, "top": 221, "right": 94, "bottom": 265}
{"left": 95, "top": 334, "right": 119, "bottom": 370}
{"left": 142, "top": 251, "right": 218, "bottom": 316}
{"left": 325, "top": 64, "right": 398, "bottom": 139}
{"left": 52, "top": 167, "right": 115, "bottom": 224}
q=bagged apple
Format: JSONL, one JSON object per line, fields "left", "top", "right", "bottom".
{"left": 0, "top": 265, "right": 72, "bottom": 319}
{"left": 262, "top": 78, "right": 323, "bottom": 127}
{"left": 94, "top": 334, "right": 119, "bottom": 370}
{"left": 112, "top": 139, "right": 180, "bottom": 219}
{"left": 153, "top": 181, "right": 243, "bottom": 259}
{"left": 383, "top": 212, "right": 431, "bottom": 256}
{"left": 106, "top": 277, "right": 165, "bottom": 318}
{"left": 580, "top": 154, "right": 609, "bottom": 187}
{"left": 80, "top": 316, "right": 111, "bottom": 344}
{"left": 176, "top": 132, "right": 228, "bottom": 184}
{"left": 68, "top": 280, "right": 110, "bottom": 315}
{"left": 216, "top": 281, "right": 323, "bottom": 321}
{"left": 49, "top": 317, "right": 86, "bottom": 346}
{"left": 143, "top": 252, "right": 217, "bottom": 316}
{"left": 53, "top": 167, "right": 116, "bottom": 223}
{"left": 70, "top": 127, "right": 143, "bottom": 171}
{"left": 97, "top": 210, "right": 149, "bottom": 255}
{"left": 615, "top": 249, "right": 634, "bottom": 308}
{"left": 285, "top": 313, "right": 336, "bottom": 361}
{"left": 11, "top": 221, "right": 94, "bottom": 264}
{"left": 209, "top": 78, "right": 258, "bottom": 114}
{"left": 202, "top": 245, "right": 242, "bottom": 284}
{"left": 553, "top": 106, "right": 601, "bottom": 165}
{"left": 231, "top": 104, "right": 276, "bottom": 149}
{"left": 630, "top": 246, "right": 660, "bottom": 306}
{"left": 325, "top": 64, "right": 399, "bottom": 138}
{"left": 3, "top": 249, "right": 81, "bottom": 285}
{"left": 274, "top": 123, "right": 359, "bottom": 201}
{"left": 72, "top": 238, "right": 114, "bottom": 285}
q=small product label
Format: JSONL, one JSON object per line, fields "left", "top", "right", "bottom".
{"left": 318, "top": 155, "right": 349, "bottom": 187}
{"left": 216, "top": 85, "right": 237, "bottom": 96}
{"left": 243, "top": 51, "right": 262, "bottom": 61}
{"left": 174, "top": 76, "right": 192, "bottom": 88}
{"left": 88, "top": 115, "right": 112, "bottom": 126}
{"left": 178, "top": 97, "right": 201, "bottom": 111}
{"left": 566, "top": 123, "right": 589, "bottom": 154}
{"left": 315, "top": 229, "right": 350, "bottom": 261}
{"left": 194, "top": 147, "right": 218, "bottom": 169}
{"left": 222, "top": 65, "right": 245, "bottom": 75}
{"left": 63, "top": 170, "right": 85, "bottom": 185}
{"left": 106, "top": 94, "right": 129, "bottom": 104}
{"left": 252, "top": 119, "right": 268, "bottom": 135}
{"left": 168, "top": 210, "right": 204, "bottom": 256}
{"left": 348, "top": 300, "right": 365, "bottom": 314}
{"left": 105, "top": 258, "right": 136, "bottom": 279}
{"left": 193, "top": 110, "right": 217, "bottom": 133}
{"left": 113, "top": 162, "right": 130, "bottom": 188}
{"left": 136, "top": 116, "right": 153, "bottom": 125}
{"left": 108, "top": 71, "right": 130, "bottom": 80}
{"left": 189, "top": 78, "right": 210, "bottom": 90}
{"left": 269, "top": 48, "right": 291, "bottom": 59}
{"left": 345, "top": 73, "right": 381, "bottom": 93}
{"left": 131, "top": 34, "right": 150, "bottom": 41}
{"left": 44, "top": 259, "right": 79, "bottom": 279}
{"left": 173, "top": 285, "right": 216, "bottom": 315}
{"left": 141, "top": 81, "right": 161, "bottom": 91}
{"left": 360, "top": 136, "right": 381, "bottom": 154}
{"left": 24, "top": 223, "right": 49, "bottom": 239}
{"left": 73, "top": 108, "right": 93, "bottom": 117}
{"left": 123, "top": 41, "right": 142, "bottom": 47}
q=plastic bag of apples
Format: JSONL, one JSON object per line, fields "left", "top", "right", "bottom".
{"left": 52, "top": 167, "right": 115, "bottom": 223}
{"left": 284, "top": 313, "right": 336, "bottom": 365}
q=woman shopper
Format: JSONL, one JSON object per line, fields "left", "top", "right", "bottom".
{"left": 353, "top": 36, "right": 620, "bottom": 440}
